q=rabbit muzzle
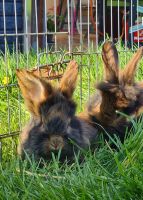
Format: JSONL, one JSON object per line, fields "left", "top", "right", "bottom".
{"left": 48, "top": 135, "right": 65, "bottom": 151}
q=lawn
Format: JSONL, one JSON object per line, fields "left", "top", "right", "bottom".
{"left": 0, "top": 43, "right": 143, "bottom": 199}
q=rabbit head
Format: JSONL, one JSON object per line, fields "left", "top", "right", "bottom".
{"left": 95, "top": 41, "right": 143, "bottom": 125}
{"left": 17, "top": 60, "right": 81, "bottom": 161}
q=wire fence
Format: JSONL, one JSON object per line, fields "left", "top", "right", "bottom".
{"left": 0, "top": 0, "right": 143, "bottom": 160}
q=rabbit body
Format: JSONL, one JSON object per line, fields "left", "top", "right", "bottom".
{"left": 18, "top": 91, "right": 98, "bottom": 161}
{"left": 80, "top": 41, "right": 143, "bottom": 142}
{"left": 17, "top": 61, "right": 98, "bottom": 162}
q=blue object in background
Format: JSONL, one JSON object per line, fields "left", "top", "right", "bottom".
{"left": 129, "top": 24, "right": 143, "bottom": 33}
{"left": 138, "top": 6, "right": 143, "bottom": 14}
{"left": 129, "top": 6, "right": 143, "bottom": 33}
{"left": 0, "top": 0, "right": 23, "bottom": 53}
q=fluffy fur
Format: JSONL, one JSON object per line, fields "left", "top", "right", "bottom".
{"left": 17, "top": 61, "right": 98, "bottom": 162}
{"left": 80, "top": 41, "right": 143, "bottom": 141}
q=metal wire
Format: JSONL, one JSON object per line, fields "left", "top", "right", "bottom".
{"left": 117, "top": 0, "right": 120, "bottom": 44}
{"left": 110, "top": 0, "right": 113, "bottom": 41}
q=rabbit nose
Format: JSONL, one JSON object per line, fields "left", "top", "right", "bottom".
{"left": 49, "top": 136, "right": 64, "bottom": 150}
{"left": 53, "top": 141, "right": 59, "bottom": 149}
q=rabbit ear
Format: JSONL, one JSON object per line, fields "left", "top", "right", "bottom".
{"left": 102, "top": 41, "right": 119, "bottom": 83}
{"left": 121, "top": 47, "right": 143, "bottom": 85}
{"left": 16, "top": 69, "right": 53, "bottom": 116}
{"left": 59, "top": 60, "right": 78, "bottom": 98}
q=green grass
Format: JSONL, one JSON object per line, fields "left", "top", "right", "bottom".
{"left": 1, "top": 44, "right": 143, "bottom": 199}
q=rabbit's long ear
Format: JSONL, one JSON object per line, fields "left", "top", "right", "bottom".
{"left": 121, "top": 47, "right": 143, "bottom": 85}
{"left": 16, "top": 69, "right": 53, "bottom": 116}
{"left": 102, "top": 41, "right": 119, "bottom": 83}
{"left": 59, "top": 60, "right": 78, "bottom": 98}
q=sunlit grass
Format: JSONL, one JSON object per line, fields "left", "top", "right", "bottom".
{"left": 0, "top": 44, "right": 143, "bottom": 199}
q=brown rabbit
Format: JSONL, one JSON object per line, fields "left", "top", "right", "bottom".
{"left": 79, "top": 41, "right": 143, "bottom": 141}
{"left": 17, "top": 61, "right": 99, "bottom": 162}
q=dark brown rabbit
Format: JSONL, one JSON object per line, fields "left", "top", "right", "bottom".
{"left": 79, "top": 41, "right": 143, "bottom": 141}
{"left": 17, "top": 61, "right": 98, "bottom": 162}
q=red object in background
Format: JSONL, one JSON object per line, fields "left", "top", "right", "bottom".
{"left": 124, "top": 19, "right": 143, "bottom": 43}
{"left": 134, "top": 28, "right": 143, "bottom": 43}
{"left": 133, "top": 17, "right": 143, "bottom": 43}
{"left": 125, "top": 21, "right": 129, "bottom": 40}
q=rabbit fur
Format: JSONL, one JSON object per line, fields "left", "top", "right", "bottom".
{"left": 79, "top": 41, "right": 143, "bottom": 142}
{"left": 17, "top": 42, "right": 143, "bottom": 162}
{"left": 17, "top": 61, "right": 98, "bottom": 162}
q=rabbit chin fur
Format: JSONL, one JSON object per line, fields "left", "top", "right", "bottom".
{"left": 17, "top": 92, "right": 98, "bottom": 162}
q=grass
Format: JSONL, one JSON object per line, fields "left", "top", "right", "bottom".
{"left": 1, "top": 43, "right": 143, "bottom": 199}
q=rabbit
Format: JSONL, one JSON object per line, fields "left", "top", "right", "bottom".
{"left": 79, "top": 41, "right": 143, "bottom": 142}
{"left": 17, "top": 60, "right": 99, "bottom": 162}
